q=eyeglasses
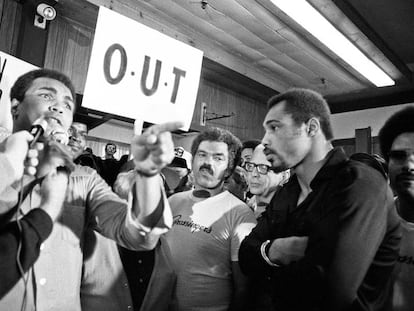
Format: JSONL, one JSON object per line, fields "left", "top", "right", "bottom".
{"left": 244, "top": 162, "right": 273, "bottom": 175}
{"left": 388, "top": 150, "right": 414, "bottom": 162}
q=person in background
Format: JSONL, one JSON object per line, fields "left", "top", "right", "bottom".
{"left": 100, "top": 142, "right": 128, "bottom": 187}
{"left": 240, "top": 140, "right": 261, "bottom": 168}
{"left": 165, "top": 127, "right": 257, "bottom": 311}
{"left": 245, "top": 144, "right": 289, "bottom": 219}
{"left": 162, "top": 146, "right": 193, "bottom": 196}
{"left": 0, "top": 68, "right": 179, "bottom": 311}
{"left": 104, "top": 142, "right": 117, "bottom": 159}
{"left": 0, "top": 131, "right": 68, "bottom": 298}
{"left": 378, "top": 106, "right": 414, "bottom": 311}
{"left": 68, "top": 122, "right": 102, "bottom": 173}
{"left": 243, "top": 144, "right": 289, "bottom": 310}
{"left": 239, "top": 88, "right": 401, "bottom": 311}
{"left": 224, "top": 165, "right": 249, "bottom": 201}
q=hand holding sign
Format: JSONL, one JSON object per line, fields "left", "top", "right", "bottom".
{"left": 132, "top": 121, "right": 183, "bottom": 177}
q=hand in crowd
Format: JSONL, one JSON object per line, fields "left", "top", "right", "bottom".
{"left": 0, "top": 130, "right": 42, "bottom": 179}
{"left": 268, "top": 236, "right": 309, "bottom": 265}
{"left": 39, "top": 168, "right": 69, "bottom": 221}
{"left": 131, "top": 121, "right": 183, "bottom": 176}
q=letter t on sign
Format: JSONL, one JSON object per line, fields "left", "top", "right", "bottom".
{"left": 200, "top": 102, "right": 207, "bottom": 126}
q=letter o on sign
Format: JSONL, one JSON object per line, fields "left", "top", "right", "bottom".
{"left": 103, "top": 43, "right": 127, "bottom": 84}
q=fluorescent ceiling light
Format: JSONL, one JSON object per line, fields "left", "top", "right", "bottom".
{"left": 269, "top": 0, "right": 395, "bottom": 87}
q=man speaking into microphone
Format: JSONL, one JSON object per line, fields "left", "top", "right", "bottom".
{"left": 0, "top": 68, "right": 180, "bottom": 311}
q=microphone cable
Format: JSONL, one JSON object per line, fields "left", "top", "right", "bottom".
{"left": 16, "top": 176, "right": 29, "bottom": 311}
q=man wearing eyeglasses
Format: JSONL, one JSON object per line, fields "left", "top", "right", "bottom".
{"left": 239, "top": 88, "right": 401, "bottom": 311}
{"left": 379, "top": 106, "right": 414, "bottom": 311}
{"left": 245, "top": 144, "right": 289, "bottom": 219}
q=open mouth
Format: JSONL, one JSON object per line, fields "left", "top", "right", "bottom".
{"left": 199, "top": 168, "right": 213, "bottom": 176}
{"left": 45, "top": 115, "right": 63, "bottom": 127}
{"left": 68, "top": 142, "right": 80, "bottom": 149}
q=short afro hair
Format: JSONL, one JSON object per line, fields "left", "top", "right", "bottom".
{"left": 378, "top": 106, "right": 414, "bottom": 162}
{"left": 191, "top": 127, "right": 242, "bottom": 175}
{"left": 267, "top": 88, "right": 334, "bottom": 140}
{"left": 242, "top": 140, "right": 261, "bottom": 151}
{"left": 10, "top": 69, "right": 76, "bottom": 106}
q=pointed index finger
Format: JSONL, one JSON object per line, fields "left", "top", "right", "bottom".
{"left": 146, "top": 121, "right": 184, "bottom": 136}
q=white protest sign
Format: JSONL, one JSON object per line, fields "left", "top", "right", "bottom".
{"left": 82, "top": 6, "right": 203, "bottom": 131}
{"left": 0, "top": 52, "right": 37, "bottom": 131}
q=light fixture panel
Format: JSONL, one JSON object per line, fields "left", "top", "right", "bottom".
{"left": 269, "top": 0, "right": 395, "bottom": 87}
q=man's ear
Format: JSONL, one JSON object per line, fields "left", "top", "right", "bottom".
{"left": 307, "top": 118, "right": 320, "bottom": 137}
{"left": 10, "top": 99, "right": 20, "bottom": 120}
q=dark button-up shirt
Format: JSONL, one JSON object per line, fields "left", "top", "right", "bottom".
{"left": 239, "top": 148, "right": 401, "bottom": 311}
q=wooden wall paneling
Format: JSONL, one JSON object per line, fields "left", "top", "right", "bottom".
{"left": 355, "top": 127, "right": 372, "bottom": 154}
{"left": 0, "top": 0, "right": 22, "bottom": 55}
{"left": 193, "top": 78, "right": 266, "bottom": 141}
{"left": 372, "top": 136, "right": 382, "bottom": 157}
{"left": 44, "top": 15, "right": 95, "bottom": 94}
{"left": 332, "top": 138, "right": 355, "bottom": 157}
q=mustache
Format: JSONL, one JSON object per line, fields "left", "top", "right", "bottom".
{"left": 263, "top": 146, "right": 273, "bottom": 156}
{"left": 199, "top": 164, "right": 214, "bottom": 175}
{"left": 396, "top": 172, "right": 414, "bottom": 180}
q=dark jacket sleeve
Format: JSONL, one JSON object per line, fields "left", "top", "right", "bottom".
{"left": 239, "top": 164, "right": 400, "bottom": 311}
{"left": 239, "top": 208, "right": 276, "bottom": 275}
{"left": 0, "top": 209, "right": 53, "bottom": 298}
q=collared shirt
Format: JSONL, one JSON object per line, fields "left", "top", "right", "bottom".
{"left": 118, "top": 246, "right": 155, "bottom": 310}
{"left": 0, "top": 164, "right": 171, "bottom": 311}
{"left": 239, "top": 148, "right": 401, "bottom": 311}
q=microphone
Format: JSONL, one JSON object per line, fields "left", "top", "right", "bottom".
{"left": 29, "top": 117, "right": 48, "bottom": 148}
{"left": 50, "top": 130, "right": 69, "bottom": 145}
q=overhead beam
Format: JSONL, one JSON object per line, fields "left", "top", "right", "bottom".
{"left": 333, "top": 0, "right": 413, "bottom": 83}
{"left": 327, "top": 85, "right": 414, "bottom": 113}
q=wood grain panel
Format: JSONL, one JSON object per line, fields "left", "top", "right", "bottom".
{"left": 193, "top": 78, "right": 267, "bottom": 141}
{"left": 44, "top": 15, "right": 95, "bottom": 93}
{"left": 0, "top": 0, "right": 22, "bottom": 55}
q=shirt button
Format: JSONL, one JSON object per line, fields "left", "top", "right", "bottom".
{"left": 39, "top": 278, "right": 47, "bottom": 285}
{"left": 124, "top": 283, "right": 128, "bottom": 288}
{"left": 138, "top": 259, "right": 142, "bottom": 264}
{"left": 138, "top": 278, "right": 143, "bottom": 283}
{"left": 40, "top": 243, "right": 45, "bottom": 250}
{"left": 127, "top": 306, "right": 132, "bottom": 310}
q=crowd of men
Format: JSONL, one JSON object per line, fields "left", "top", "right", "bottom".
{"left": 0, "top": 68, "right": 413, "bottom": 311}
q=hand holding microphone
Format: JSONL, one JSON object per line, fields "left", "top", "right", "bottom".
{"left": 31, "top": 117, "right": 74, "bottom": 178}
{"left": 0, "top": 130, "right": 42, "bottom": 181}
{"left": 26, "top": 116, "right": 73, "bottom": 221}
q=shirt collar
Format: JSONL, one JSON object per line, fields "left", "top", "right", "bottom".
{"left": 309, "top": 147, "right": 348, "bottom": 191}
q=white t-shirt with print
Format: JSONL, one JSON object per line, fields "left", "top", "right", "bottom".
{"left": 166, "top": 190, "right": 256, "bottom": 311}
